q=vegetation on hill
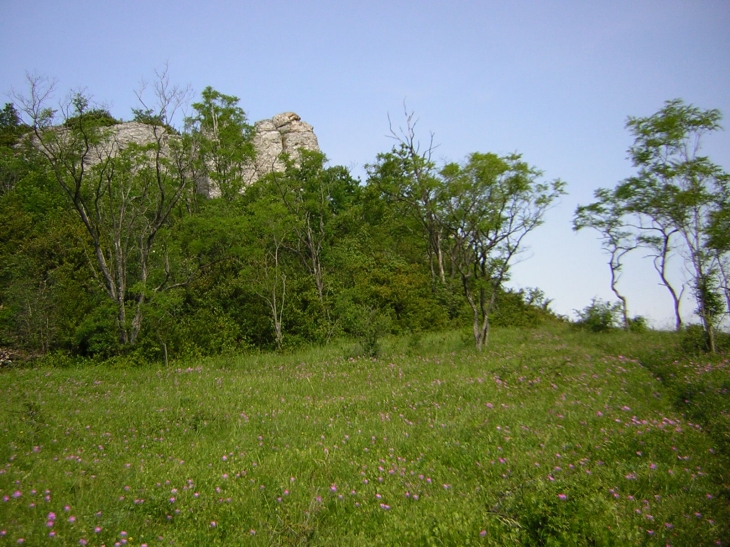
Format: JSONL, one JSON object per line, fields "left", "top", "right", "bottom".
{"left": 0, "top": 75, "right": 569, "bottom": 362}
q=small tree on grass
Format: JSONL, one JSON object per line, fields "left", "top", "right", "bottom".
{"left": 441, "top": 153, "right": 565, "bottom": 350}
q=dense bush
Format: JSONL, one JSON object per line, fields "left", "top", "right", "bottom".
{"left": 572, "top": 298, "right": 622, "bottom": 332}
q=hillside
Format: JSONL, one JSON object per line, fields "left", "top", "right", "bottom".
{"left": 1, "top": 326, "right": 728, "bottom": 545}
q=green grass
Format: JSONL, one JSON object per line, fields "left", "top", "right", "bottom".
{"left": 1, "top": 326, "right": 728, "bottom": 545}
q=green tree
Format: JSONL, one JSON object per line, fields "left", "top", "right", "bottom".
{"left": 573, "top": 187, "right": 636, "bottom": 330}
{"left": 269, "top": 151, "right": 359, "bottom": 311}
{"left": 14, "top": 73, "right": 195, "bottom": 347}
{"left": 187, "top": 86, "right": 255, "bottom": 201}
{"left": 440, "top": 152, "right": 565, "bottom": 349}
{"left": 621, "top": 99, "right": 729, "bottom": 351}
{"left": 367, "top": 110, "right": 447, "bottom": 283}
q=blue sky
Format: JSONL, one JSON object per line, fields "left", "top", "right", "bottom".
{"left": 2, "top": 0, "right": 730, "bottom": 326}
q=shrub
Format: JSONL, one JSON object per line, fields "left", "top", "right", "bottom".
{"left": 573, "top": 298, "right": 621, "bottom": 332}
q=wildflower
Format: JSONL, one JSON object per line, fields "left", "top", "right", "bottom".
{"left": 558, "top": 493, "right": 567, "bottom": 500}
{"left": 79, "top": 540, "right": 88, "bottom": 545}
{"left": 210, "top": 521, "right": 216, "bottom": 527}
{"left": 68, "top": 516, "right": 76, "bottom": 523}
{"left": 480, "top": 530, "right": 487, "bottom": 537}
{"left": 12, "top": 491, "right": 21, "bottom": 499}
{"left": 95, "top": 527, "right": 102, "bottom": 533}
{"left": 48, "top": 512, "right": 56, "bottom": 521}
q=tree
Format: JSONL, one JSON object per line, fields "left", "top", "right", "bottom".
{"left": 573, "top": 187, "right": 636, "bottom": 330}
{"left": 269, "top": 151, "right": 359, "bottom": 302}
{"left": 440, "top": 152, "right": 565, "bottom": 349}
{"left": 367, "top": 109, "right": 447, "bottom": 283}
{"left": 615, "top": 177, "right": 685, "bottom": 331}
{"left": 186, "top": 86, "right": 255, "bottom": 201}
{"left": 13, "top": 71, "right": 195, "bottom": 347}
{"left": 621, "top": 99, "right": 729, "bottom": 351}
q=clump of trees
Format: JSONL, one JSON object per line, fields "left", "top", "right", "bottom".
{"left": 575, "top": 99, "right": 730, "bottom": 352}
{"left": 0, "top": 73, "right": 564, "bottom": 362}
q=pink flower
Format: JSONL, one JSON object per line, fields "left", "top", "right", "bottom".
{"left": 558, "top": 493, "right": 567, "bottom": 500}
{"left": 210, "top": 521, "right": 216, "bottom": 527}
{"left": 12, "top": 491, "right": 21, "bottom": 499}
{"left": 480, "top": 530, "right": 487, "bottom": 537}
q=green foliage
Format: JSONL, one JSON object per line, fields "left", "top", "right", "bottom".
{"left": 490, "top": 287, "right": 558, "bottom": 328}
{"left": 368, "top": 117, "right": 565, "bottom": 351}
{"left": 341, "top": 304, "right": 392, "bottom": 358}
{"left": 573, "top": 298, "right": 622, "bottom": 332}
{"left": 62, "top": 104, "right": 120, "bottom": 128}
{"left": 187, "top": 86, "right": 255, "bottom": 200}
{"left": 4, "top": 81, "right": 571, "bottom": 362}
{"left": 0, "top": 102, "right": 28, "bottom": 147}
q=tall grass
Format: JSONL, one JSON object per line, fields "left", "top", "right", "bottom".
{"left": 1, "top": 326, "right": 728, "bottom": 545}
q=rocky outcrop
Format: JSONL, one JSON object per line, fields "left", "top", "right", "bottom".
{"left": 32, "top": 113, "right": 319, "bottom": 199}
{"left": 238, "top": 112, "right": 320, "bottom": 191}
{"left": 186, "top": 112, "right": 319, "bottom": 198}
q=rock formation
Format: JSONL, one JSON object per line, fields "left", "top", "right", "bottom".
{"left": 32, "top": 113, "right": 319, "bottom": 199}
{"left": 210, "top": 111, "right": 319, "bottom": 198}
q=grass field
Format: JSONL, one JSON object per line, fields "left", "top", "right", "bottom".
{"left": 1, "top": 326, "right": 728, "bottom": 545}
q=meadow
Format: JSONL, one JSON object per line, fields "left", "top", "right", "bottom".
{"left": 0, "top": 326, "right": 728, "bottom": 546}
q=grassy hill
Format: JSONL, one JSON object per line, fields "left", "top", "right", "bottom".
{"left": 0, "top": 325, "right": 728, "bottom": 545}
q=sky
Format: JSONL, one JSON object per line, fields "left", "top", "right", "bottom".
{"left": 2, "top": 0, "right": 730, "bottom": 327}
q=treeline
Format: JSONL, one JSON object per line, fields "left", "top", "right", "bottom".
{"left": 0, "top": 75, "right": 561, "bottom": 362}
